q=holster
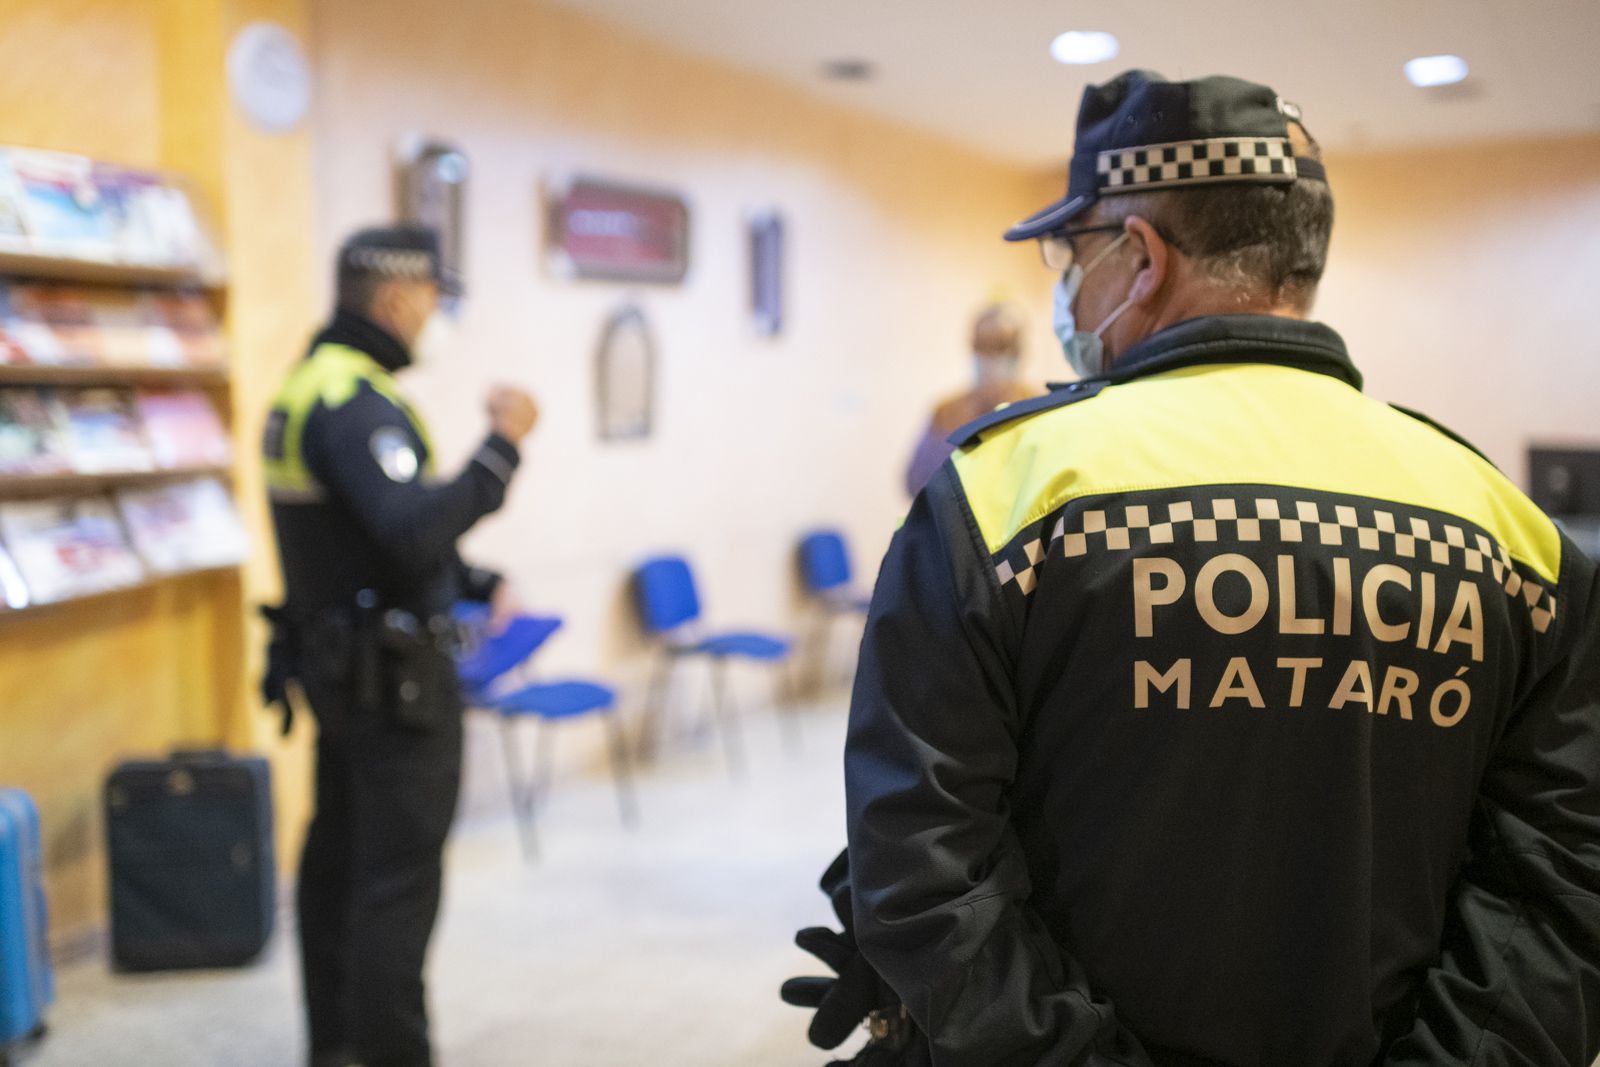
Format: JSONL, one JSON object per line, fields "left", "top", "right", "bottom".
{"left": 373, "top": 606, "right": 457, "bottom": 732}
{"left": 285, "top": 590, "right": 459, "bottom": 733}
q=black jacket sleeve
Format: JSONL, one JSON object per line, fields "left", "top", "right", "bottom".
{"left": 304, "top": 383, "right": 520, "bottom": 581}
{"left": 844, "top": 463, "right": 1150, "bottom": 1067}
{"left": 1383, "top": 544, "right": 1600, "bottom": 1066}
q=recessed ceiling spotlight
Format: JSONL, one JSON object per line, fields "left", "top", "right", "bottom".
{"left": 1051, "top": 31, "right": 1120, "bottom": 66}
{"left": 1405, "top": 54, "right": 1470, "bottom": 88}
{"left": 821, "top": 59, "right": 875, "bottom": 82}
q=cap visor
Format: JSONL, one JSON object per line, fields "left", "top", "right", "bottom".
{"left": 1003, "top": 194, "right": 1091, "bottom": 242}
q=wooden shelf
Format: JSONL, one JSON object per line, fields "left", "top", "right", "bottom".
{"left": 0, "top": 565, "right": 239, "bottom": 623}
{"left": 0, "top": 364, "right": 230, "bottom": 388}
{"left": 0, "top": 249, "right": 218, "bottom": 290}
{"left": 0, "top": 466, "right": 233, "bottom": 500}
{"left": 0, "top": 364, "right": 230, "bottom": 389}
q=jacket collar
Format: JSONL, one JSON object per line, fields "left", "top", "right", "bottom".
{"left": 1086, "top": 314, "right": 1362, "bottom": 392}
{"left": 307, "top": 307, "right": 412, "bottom": 373}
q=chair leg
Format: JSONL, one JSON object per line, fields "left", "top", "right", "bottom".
{"left": 805, "top": 606, "right": 832, "bottom": 697}
{"left": 636, "top": 651, "right": 674, "bottom": 764}
{"left": 775, "top": 661, "right": 802, "bottom": 756}
{"left": 534, "top": 719, "right": 556, "bottom": 810}
{"left": 498, "top": 716, "right": 539, "bottom": 863}
{"left": 708, "top": 657, "right": 745, "bottom": 779}
{"left": 603, "top": 709, "right": 640, "bottom": 828}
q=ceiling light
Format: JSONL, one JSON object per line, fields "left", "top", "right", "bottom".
{"left": 1404, "top": 55, "right": 1469, "bottom": 88}
{"left": 821, "top": 59, "right": 874, "bottom": 82}
{"left": 1050, "top": 31, "right": 1120, "bottom": 66}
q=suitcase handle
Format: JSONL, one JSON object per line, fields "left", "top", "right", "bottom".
{"left": 169, "top": 748, "right": 232, "bottom": 763}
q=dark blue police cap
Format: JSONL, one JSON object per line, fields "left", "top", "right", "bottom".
{"left": 1005, "top": 70, "right": 1326, "bottom": 242}
{"left": 337, "top": 224, "right": 442, "bottom": 283}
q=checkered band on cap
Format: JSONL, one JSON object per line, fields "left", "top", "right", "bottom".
{"left": 346, "top": 247, "right": 435, "bottom": 281}
{"left": 1097, "top": 137, "right": 1296, "bottom": 193}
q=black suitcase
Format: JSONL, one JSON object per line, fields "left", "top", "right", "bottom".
{"left": 104, "top": 749, "right": 275, "bottom": 971}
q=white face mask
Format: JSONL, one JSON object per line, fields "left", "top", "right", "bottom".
{"left": 974, "top": 353, "right": 1021, "bottom": 388}
{"left": 1052, "top": 232, "right": 1135, "bottom": 379}
{"left": 410, "top": 308, "right": 455, "bottom": 369}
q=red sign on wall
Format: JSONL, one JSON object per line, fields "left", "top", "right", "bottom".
{"left": 544, "top": 176, "right": 690, "bottom": 284}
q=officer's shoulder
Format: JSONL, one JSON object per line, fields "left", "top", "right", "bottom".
{"left": 948, "top": 380, "right": 1108, "bottom": 449}
{"left": 291, "top": 344, "right": 393, "bottom": 414}
{"left": 1387, "top": 403, "right": 1497, "bottom": 469}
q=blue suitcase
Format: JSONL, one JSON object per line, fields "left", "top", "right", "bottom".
{"left": 0, "top": 788, "right": 53, "bottom": 1064}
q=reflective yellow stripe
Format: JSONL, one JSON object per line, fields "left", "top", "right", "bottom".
{"left": 953, "top": 363, "right": 1562, "bottom": 585}
{"left": 264, "top": 342, "right": 435, "bottom": 494}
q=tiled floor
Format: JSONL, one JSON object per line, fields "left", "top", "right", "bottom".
{"left": 28, "top": 699, "right": 860, "bottom": 1066}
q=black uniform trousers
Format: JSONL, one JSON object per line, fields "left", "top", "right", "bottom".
{"left": 297, "top": 674, "right": 463, "bottom": 1067}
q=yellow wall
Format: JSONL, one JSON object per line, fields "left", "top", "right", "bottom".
{"left": 0, "top": 0, "right": 165, "bottom": 168}
{"left": 0, "top": 0, "right": 316, "bottom": 943}
{"left": 309, "top": 0, "right": 1058, "bottom": 804}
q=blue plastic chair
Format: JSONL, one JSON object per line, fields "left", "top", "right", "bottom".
{"left": 632, "top": 555, "right": 794, "bottom": 774}
{"left": 455, "top": 605, "right": 636, "bottom": 860}
{"left": 797, "top": 529, "right": 873, "bottom": 692}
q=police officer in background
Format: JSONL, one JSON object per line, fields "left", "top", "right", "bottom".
{"left": 788, "top": 71, "right": 1600, "bottom": 1065}
{"left": 262, "top": 225, "right": 538, "bottom": 1067}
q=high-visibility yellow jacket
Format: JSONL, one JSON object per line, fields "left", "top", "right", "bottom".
{"left": 263, "top": 312, "right": 517, "bottom": 626}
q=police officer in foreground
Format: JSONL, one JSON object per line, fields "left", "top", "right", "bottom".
{"left": 262, "top": 225, "right": 538, "bottom": 1067}
{"left": 786, "top": 71, "right": 1600, "bottom": 1065}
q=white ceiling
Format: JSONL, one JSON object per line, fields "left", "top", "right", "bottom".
{"left": 545, "top": 0, "right": 1600, "bottom": 169}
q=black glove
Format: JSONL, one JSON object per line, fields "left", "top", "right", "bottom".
{"left": 259, "top": 604, "right": 298, "bottom": 736}
{"left": 781, "top": 925, "right": 893, "bottom": 1049}
{"left": 782, "top": 849, "right": 931, "bottom": 1063}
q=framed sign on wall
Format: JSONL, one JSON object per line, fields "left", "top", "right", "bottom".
{"left": 545, "top": 175, "right": 689, "bottom": 285}
{"left": 595, "top": 303, "right": 656, "bottom": 442}
{"left": 398, "top": 140, "right": 469, "bottom": 305}
{"left": 748, "top": 209, "right": 784, "bottom": 337}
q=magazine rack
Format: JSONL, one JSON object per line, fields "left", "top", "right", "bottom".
{"left": 0, "top": 146, "right": 241, "bottom": 618}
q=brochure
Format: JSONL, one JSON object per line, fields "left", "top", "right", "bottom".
{"left": 60, "top": 389, "right": 155, "bottom": 473}
{"left": 117, "top": 477, "right": 248, "bottom": 573}
{"left": 0, "top": 496, "right": 144, "bottom": 603}
{"left": 135, "top": 389, "right": 232, "bottom": 469}
{"left": 0, "top": 388, "right": 71, "bottom": 474}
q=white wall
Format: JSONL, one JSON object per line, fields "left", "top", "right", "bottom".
{"left": 1315, "top": 136, "right": 1600, "bottom": 484}
{"left": 308, "top": 0, "right": 1058, "bottom": 789}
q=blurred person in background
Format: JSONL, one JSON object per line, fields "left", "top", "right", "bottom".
{"left": 903, "top": 303, "right": 1038, "bottom": 497}
{"left": 260, "top": 225, "right": 539, "bottom": 1067}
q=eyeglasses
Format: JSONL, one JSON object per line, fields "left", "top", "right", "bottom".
{"left": 1037, "top": 223, "right": 1125, "bottom": 272}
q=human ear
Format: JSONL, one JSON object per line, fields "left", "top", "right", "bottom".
{"left": 1122, "top": 215, "right": 1170, "bottom": 307}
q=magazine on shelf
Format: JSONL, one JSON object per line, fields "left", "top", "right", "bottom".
{"left": 0, "top": 496, "right": 145, "bottom": 603}
{"left": 0, "top": 388, "right": 71, "bottom": 475}
{"left": 0, "top": 282, "right": 227, "bottom": 369}
{"left": 60, "top": 389, "right": 155, "bottom": 473}
{"left": 93, "top": 165, "right": 209, "bottom": 270}
{"left": 117, "top": 477, "right": 247, "bottom": 574}
{"left": 0, "top": 147, "right": 218, "bottom": 272}
{"left": 0, "top": 151, "right": 27, "bottom": 255}
{"left": 135, "top": 389, "right": 232, "bottom": 469}
{"left": 7, "top": 148, "right": 119, "bottom": 260}
{"left": 0, "top": 538, "right": 28, "bottom": 610}
{"left": 0, "top": 283, "right": 103, "bottom": 365}
{"left": 142, "top": 291, "right": 226, "bottom": 367}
